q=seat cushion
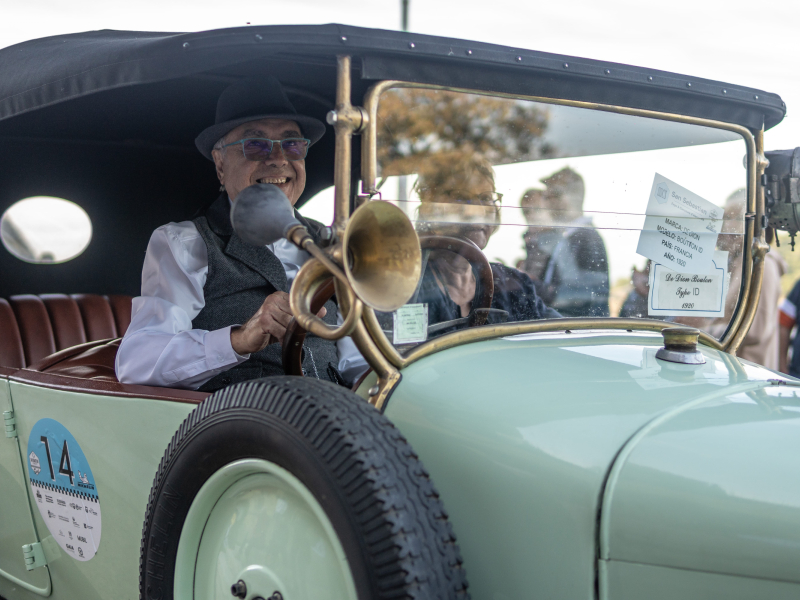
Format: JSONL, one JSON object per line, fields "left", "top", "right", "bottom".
{"left": 0, "top": 294, "right": 132, "bottom": 369}
{"left": 72, "top": 294, "right": 118, "bottom": 340}
{"left": 40, "top": 339, "right": 120, "bottom": 381}
{"left": 41, "top": 294, "right": 88, "bottom": 350}
{"left": 9, "top": 295, "right": 56, "bottom": 367}
{"left": 107, "top": 295, "right": 132, "bottom": 337}
{"left": 0, "top": 298, "right": 25, "bottom": 368}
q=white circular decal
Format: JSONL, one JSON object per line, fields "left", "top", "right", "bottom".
{"left": 27, "top": 419, "right": 101, "bottom": 561}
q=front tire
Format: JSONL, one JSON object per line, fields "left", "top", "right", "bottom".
{"left": 140, "top": 377, "right": 469, "bottom": 600}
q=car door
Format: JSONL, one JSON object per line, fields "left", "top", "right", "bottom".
{"left": 0, "top": 375, "right": 52, "bottom": 597}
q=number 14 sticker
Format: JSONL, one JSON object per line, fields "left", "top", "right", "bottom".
{"left": 39, "top": 435, "right": 75, "bottom": 485}
{"left": 27, "top": 419, "right": 102, "bottom": 561}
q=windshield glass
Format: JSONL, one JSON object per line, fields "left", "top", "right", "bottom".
{"left": 371, "top": 87, "right": 747, "bottom": 349}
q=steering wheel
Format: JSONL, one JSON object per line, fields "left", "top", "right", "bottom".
{"left": 282, "top": 278, "right": 336, "bottom": 377}
{"left": 418, "top": 235, "right": 494, "bottom": 318}
{"left": 282, "top": 235, "right": 495, "bottom": 377}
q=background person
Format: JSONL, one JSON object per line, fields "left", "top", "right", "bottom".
{"left": 743, "top": 225, "right": 786, "bottom": 370}
{"left": 520, "top": 167, "right": 610, "bottom": 317}
{"left": 619, "top": 262, "right": 651, "bottom": 319}
{"left": 519, "top": 187, "right": 551, "bottom": 281}
{"left": 778, "top": 273, "right": 800, "bottom": 377}
{"left": 702, "top": 190, "right": 785, "bottom": 369}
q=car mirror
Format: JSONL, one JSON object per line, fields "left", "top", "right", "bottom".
{"left": 230, "top": 183, "right": 302, "bottom": 247}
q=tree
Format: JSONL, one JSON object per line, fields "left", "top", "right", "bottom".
{"left": 376, "top": 88, "right": 553, "bottom": 178}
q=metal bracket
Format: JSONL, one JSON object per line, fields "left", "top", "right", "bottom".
{"left": 786, "top": 176, "right": 800, "bottom": 204}
{"left": 762, "top": 173, "right": 780, "bottom": 207}
{"left": 22, "top": 542, "right": 48, "bottom": 571}
{"left": 3, "top": 410, "right": 16, "bottom": 438}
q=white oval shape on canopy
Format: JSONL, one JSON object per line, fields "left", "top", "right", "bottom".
{"left": 0, "top": 196, "right": 92, "bottom": 264}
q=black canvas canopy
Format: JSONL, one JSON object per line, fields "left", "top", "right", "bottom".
{"left": 0, "top": 24, "right": 785, "bottom": 297}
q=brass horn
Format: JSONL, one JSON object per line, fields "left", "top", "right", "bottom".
{"left": 343, "top": 199, "right": 422, "bottom": 313}
{"left": 231, "top": 184, "right": 421, "bottom": 340}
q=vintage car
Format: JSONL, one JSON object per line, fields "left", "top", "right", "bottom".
{"left": 1, "top": 24, "right": 799, "bottom": 600}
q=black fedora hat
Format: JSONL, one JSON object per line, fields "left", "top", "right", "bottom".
{"left": 195, "top": 76, "right": 326, "bottom": 160}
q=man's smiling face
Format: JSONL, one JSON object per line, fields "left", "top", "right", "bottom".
{"left": 212, "top": 118, "right": 306, "bottom": 204}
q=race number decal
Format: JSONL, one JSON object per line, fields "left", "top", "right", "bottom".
{"left": 27, "top": 419, "right": 101, "bottom": 561}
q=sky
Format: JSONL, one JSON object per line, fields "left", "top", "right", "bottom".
{"left": 1, "top": 0, "right": 797, "bottom": 148}
{"left": 2, "top": 0, "right": 798, "bottom": 281}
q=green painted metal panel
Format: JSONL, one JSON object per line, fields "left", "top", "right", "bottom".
{"left": 178, "top": 459, "right": 358, "bottom": 600}
{"left": 6, "top": 381, "right": 194, "bottom": 600}
{"left": 602, "top": 384, "right": 800, "bottom": 583}
{"left": 0, "top": 378, "right": 52, "bottom": 597}
{"left": 384, "top": 331, "right": 786, "bottom": 599}
{"left": 600, "top": 559, "right": 800, "bottom": 600}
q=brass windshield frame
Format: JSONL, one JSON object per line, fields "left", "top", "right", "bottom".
{"left": 353, "top": 79, "right": 762, "bottom": 371}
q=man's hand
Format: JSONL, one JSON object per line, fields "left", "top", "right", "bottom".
{"left": 230, "top": 291, "right": 327, "bottom": 355}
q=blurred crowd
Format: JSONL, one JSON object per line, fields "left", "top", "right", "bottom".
{"left": 412, "top": 155, "right": 800, "bottom": 376}
{"left": 516, "top": 169, "right": 798, "bottom": 375}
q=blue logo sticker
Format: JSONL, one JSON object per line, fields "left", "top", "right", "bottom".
{"left": 27, "top": 418, "right": 98, "bottom": 502}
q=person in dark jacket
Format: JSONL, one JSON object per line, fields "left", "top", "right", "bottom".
{"left": 412, "top": 154, "right": 557, "bottom": 332}
{"left": 520, "top": 167, "right": 610, "bottom": 317}
{"left": 619, "top": 262, "right": 650, "bottom": 319}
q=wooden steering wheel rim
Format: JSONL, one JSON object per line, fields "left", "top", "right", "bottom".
{"left": 281, "top": 278, "right": 336, "bottom": 376}
{"left": 281, "top": 235, "right": 494, "bottom": 377}
{"left": 418, "top": 235, "right": 494, "bottom": 314}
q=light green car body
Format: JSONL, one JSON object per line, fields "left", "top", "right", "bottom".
{"left": 2, "top": 330, "right": 800, "bottom": 599}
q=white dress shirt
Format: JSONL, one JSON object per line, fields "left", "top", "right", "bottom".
{"left": 115, "top": 221, "right": 367, "bottom": 390}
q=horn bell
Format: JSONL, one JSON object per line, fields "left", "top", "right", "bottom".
{"left": 343, "top": 201, "right": 421, "bottom": 312}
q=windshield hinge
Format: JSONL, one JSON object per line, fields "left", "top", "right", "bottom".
{"left": 22, "top": 542, "right": 48, "bottom": 571}
{"left": 3, "top": 410, "right": 17, "bottom": 438}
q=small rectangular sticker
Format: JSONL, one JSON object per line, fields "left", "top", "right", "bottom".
{"left": 636, "top": 173, "right": 722, "bottom": 274}
{"left": 647, "top": 251, "right": 729, "bottom": 317}
{"left": 393, "top": 303, "right": 428, "bottom": 344}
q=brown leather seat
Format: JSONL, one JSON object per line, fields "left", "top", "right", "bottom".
{"left": 0, "top": 293, "right": 208, "bottom": 403}
{"left": 0, "top": 294, "right": 132, "bottom": 369}
{"left": 33, "top": 339, "right": 121, "bottom": 381}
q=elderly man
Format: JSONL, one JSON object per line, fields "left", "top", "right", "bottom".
{"left": 116, "top": 77, "right": 365, "bottom": 391}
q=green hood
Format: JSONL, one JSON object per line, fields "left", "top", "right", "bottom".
{"left": 382, "top": 331, "right": 800, "bottom": 599}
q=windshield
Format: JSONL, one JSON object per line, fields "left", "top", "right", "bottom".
{"left": 371, "top": 87, "right": 748, "bottom": 349}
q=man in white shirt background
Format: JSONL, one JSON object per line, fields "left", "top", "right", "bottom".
{"left": 115, "top": 77, "right": 366, "bottom": 392}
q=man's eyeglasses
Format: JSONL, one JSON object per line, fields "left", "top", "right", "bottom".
{"left": 222, "top": 137, "right": 310, "bottom": 162}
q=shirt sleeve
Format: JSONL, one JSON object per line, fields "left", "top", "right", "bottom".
{"left": 115, "top": 222, "right": 248, "bottom": 389}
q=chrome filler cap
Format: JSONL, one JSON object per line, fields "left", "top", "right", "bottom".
{"left": 656, "top": 327, "right": 706, "bottom": 365}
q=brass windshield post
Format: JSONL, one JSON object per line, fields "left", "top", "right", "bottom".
{"left": 727, "top": 128, "right": 769, "bottom": 355}
{"left": 328, "top": 55, "right": 368, "bottom": 237}
{"left": 328, "top": 56, "right": 401, "bottom": 407}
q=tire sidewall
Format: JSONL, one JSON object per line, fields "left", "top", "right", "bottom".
{"left": 142, "top": 406, "right": 373, "bottom": 600}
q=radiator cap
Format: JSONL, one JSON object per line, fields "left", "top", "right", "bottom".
{"left": 656, "top": 327, "right": 706, "bottom": 365}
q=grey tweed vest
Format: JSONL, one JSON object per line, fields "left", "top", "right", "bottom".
{"left": 192, "top": 193, "right": 340, "bottom": 392}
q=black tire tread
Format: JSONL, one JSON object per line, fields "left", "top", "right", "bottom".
{"left": 139, "top": 376, "right": 469, "bottom": 600}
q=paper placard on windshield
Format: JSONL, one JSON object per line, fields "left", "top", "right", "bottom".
{"left": 393, "top": 303, "right": 428, "bottom": 344}
{"left": 636, "top": 173, "right": 722, "bottom": 274}
{"left": 647, "top": 251, "right": 729, "bottom": 317}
